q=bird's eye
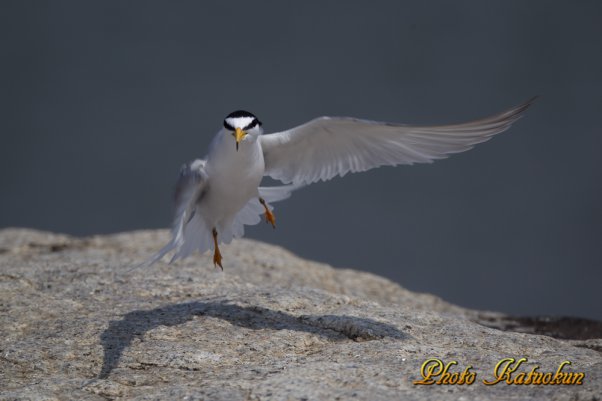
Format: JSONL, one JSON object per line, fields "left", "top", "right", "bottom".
{"left": 243, "top": 118, "right": 261, "bottom": 131}
{"left": 223, "top": 121, "right": 235, "bottom": 131}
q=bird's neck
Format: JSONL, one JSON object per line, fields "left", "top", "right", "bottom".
{"left": 207, "top": 131, "right": 262, "bottom": 168}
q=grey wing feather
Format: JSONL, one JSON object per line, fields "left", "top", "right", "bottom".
{"left": 171, "top": 159, "right": 207, "bottom": 247}
{"left": 260, "top": 98, "right": 536, "bottom": 185}
{"left": 137, "top": 159, "right": 207, "bottom": 268}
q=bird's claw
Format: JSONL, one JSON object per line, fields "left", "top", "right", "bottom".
{"left": 213, "top": 248, "right": 223, "bottom": 270}
{"left": 211, "top": 227, "right": 223, "bottom": 270}
{"left": 264, "top": 209, "right": 276, "bottom": 229}
{"left": 259, "top": 197, "right": 276, "bottom": 229}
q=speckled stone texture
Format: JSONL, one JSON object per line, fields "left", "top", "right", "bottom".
{"left": 0, "top": 228, "right": 600, "bottom": 400}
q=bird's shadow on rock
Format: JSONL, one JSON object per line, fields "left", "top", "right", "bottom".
{"left": 99, "top": 300, "right": 407, "bottom": 379}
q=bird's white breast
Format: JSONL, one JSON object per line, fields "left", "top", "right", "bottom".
{"left": 201, "top": 131, "right": 265, "bottom": 229}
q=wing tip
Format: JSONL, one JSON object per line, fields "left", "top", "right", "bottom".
{"left": 514, "top": 95, "right": 539, "bottom": 114}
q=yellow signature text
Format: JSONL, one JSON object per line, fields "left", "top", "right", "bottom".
{"left": 483, "top": 358, "right": 585, "bottom": 385}
{"left": 413, "top": 358, "right": 585, "bottom": 386}
{"left": 413, "top": 358, "right": 476, "bottom": 385}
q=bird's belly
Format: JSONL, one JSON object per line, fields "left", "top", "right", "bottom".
{"left": 200, "top": 163, "right": 263, "bottom": 228}
{"left": 200, "top": 134, "right": 265, "bottom": 229}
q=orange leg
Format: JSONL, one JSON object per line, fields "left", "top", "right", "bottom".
{"left": 259, "top": 197, "right": 276, "bottom": 228}
{"left": 212, "top": 227, "right": 223, "bottom": 270}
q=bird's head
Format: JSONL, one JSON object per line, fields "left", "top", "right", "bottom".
{"left": 223, "top": 110, "right": 262, "bottom": 151}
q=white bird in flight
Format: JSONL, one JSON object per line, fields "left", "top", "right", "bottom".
{"left": 146, "top": 98, "right": 535, "bottom": 269}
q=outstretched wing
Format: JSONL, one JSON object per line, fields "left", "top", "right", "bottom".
{"left": 141, "top": 159, "right": 207, "bottom": 266}
{"left": 171, "top": 159, "right": 207, "bottom": 246}
{"left": 260, "top": 98, "right": 535, "bottom": 186}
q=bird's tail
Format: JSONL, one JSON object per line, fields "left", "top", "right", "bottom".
{"left": 124, "top": 212, "right": 213, "bottom": 273}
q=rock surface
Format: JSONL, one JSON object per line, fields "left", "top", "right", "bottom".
{"left": 0, "top": 228, "right": 600, "bottom": 400}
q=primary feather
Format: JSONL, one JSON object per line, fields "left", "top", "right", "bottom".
{"left": 261, "top": 98, "right": 535, "bottom": 185}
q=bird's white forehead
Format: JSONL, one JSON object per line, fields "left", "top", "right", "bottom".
{"left": 225, "top": 116, "right": 255, "bottom": 129}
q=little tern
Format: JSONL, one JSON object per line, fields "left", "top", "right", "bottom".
{"left": 146, "top": 99, "right": 535, "bottom": 269}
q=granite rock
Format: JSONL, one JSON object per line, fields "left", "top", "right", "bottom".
{"left": 0, "top": 228, "right": 600, "bottom": 400}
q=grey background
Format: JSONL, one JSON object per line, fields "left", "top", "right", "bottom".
{"left": 1, "top": 1, "right": 601, "bottom": 319}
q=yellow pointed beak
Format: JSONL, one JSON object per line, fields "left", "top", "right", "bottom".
{"left": 234, "top": 127, "right": 246, "bottom": 151}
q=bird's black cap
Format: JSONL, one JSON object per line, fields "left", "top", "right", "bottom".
{"left": 225, "top": 110, "right": 256, "bottom": 119}
{"left": 223, "top": 110, "right": 262, "bottom": 130}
